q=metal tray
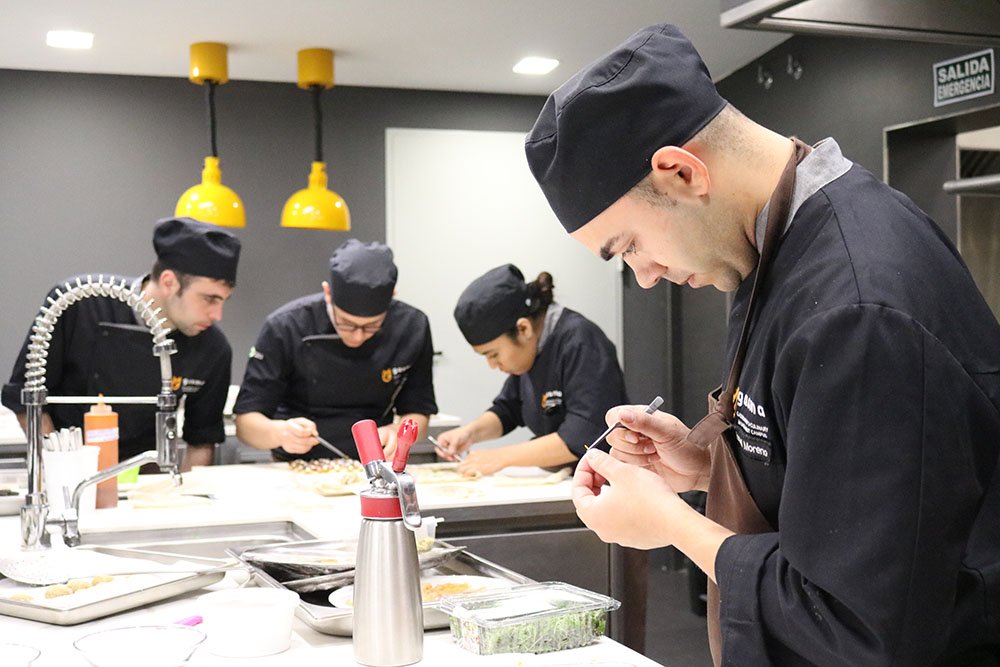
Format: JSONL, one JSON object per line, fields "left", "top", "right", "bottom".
{"left": 228, "top": 539, "right": 534, "bottom": 636}
{"left": 0, "top": 546, "right": 226, "bottom": 625}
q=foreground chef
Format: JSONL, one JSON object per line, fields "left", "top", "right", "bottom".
{"left": 234, "top": 239, "right": 437, "bottom": 460}
{"left": 2, "top": 217, "right": 241, "bottom": 469}
{"left": 525, "top": 23, "right": 1000, "bottom": 666}
{"left": 434, "top": 264, "right": 628, "bottom": 476}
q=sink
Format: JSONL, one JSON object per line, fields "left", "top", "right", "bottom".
{"left": 78, "top": 521, "right": 316, "bottom": 560}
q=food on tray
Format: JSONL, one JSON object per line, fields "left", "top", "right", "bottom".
{"left": 66, "top": 578, "right": 93, "bottom": 591}
{"left": 44, "top": 584, "right": 73, "bottom": 599}
{"left": 421, "top": 580, "right": 483, "bottom": 602}
{"left": 40, "top": 575, "right": 116, "bottom": 601}
{"left": 288, "top": 458, "right": 364, "bottom": 475}
{"left": 289, "top": 458, "right": 367, "bottom": 495}
{"left": 408, "top": 463, "right": 480, "bottom": 484}
{"left": 8, "top": 593, "right": 32, "bottom": 602}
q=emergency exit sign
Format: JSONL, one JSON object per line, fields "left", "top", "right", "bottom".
{"left": 934, "top": 49, "right": 994, "bottom": 107}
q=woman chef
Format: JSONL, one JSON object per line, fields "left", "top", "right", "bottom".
{"left": 233, "top": 239, "right": 437, "bottom": 460}
{"left": 434, "top": 264, "right": 628, "bottom": 476}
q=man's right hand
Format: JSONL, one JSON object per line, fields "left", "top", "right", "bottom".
{"left": 604, "top": 405, "right": 711, "bottom": 493}
{"left": 274, "top": 417, "right": 319, "bottom": 454}
{"left": 433, "top": 427, "right": 473, "bottom": 462}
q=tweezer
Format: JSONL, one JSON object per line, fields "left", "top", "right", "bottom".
{"left": 585, "top": 395, "right": 664, "bottom": 451}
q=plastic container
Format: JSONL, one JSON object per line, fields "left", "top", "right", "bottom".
{"left": 436, "top": 582, "right": 620, "bottom": 655}
{"left": 84, "top": 401, "right": 118, "bottom": 509}
{"left": 200, "top": 587, "right": 299, "bottom": 657}
{"left": 73, "top": 626, "right": 204, "bottom": 666}
{"left": 413, "top": 515, "right": 443, "bottom": 552}
{"left": 42, "top": 445, "right": 99, "bottom": 513}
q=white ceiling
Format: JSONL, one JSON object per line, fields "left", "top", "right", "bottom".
{"left": 0, "top": 1, "right": 789, "bottom": 96}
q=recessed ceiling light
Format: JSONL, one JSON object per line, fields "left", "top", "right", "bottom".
{"left": 46, "top": 30, "right": 94, "bottom": 50}
{"left": 513, "top": 57, "right": 559, "bottom": 76}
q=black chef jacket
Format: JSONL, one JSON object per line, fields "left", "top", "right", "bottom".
{"left": 233, "top": 293, "right": 438, "bottom": 461}
{"left": 713, "top": 149, "right": 1000, "bottom": 664}
{"left": 2, "top": 275, "right": 232, "bottom": 460}
{"left": 489, "top": 307, "right": 628, "bottom": 458}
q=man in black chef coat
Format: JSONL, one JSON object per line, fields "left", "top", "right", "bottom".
{"left": 233, "top": 239, "right": 437, "bottom": 460}
{"left": 524, "top": 23, "right": 1000, "bottom": 667}
{"left": 3, "top": 217, "right": 241, "bottom": 469}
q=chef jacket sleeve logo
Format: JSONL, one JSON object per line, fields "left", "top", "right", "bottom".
{"left": 248, "top": 346, "right": 264, "bottom": 361}
{"left": 381, "top": 364, "right": 412, "bottom": 384}
{"left": 540, "top": 390, "right": 564, "bottom": 415}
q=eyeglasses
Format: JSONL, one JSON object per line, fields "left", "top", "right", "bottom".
{"left": 327, "top": 302, "right": 386, "bottom": 335}
{"left": 331, "top": 312, "right": 384, "bottom": 335}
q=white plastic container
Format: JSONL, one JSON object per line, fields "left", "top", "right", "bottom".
{"left": 200, "top": 587, "right": 299, "bottom": 657}
{"left": 42, "top": 445, "right": 99, "bottom": 513}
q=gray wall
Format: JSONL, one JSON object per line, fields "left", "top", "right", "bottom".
{"left": 0, "top": 69, "right": 544, "bottom": 384}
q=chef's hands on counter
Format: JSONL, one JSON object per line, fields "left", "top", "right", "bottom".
{"left": 435, "top": 413, "right": 577, "bottom": 477}
{"left": 572, "top": 405, "right": 729, "bottom": 582}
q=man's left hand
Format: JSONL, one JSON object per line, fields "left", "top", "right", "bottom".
{"left": 572, "top": 448, "right": 686, "bottom": 550}
{"left": 457, "top": 448, "right": 508, "bottom": 477}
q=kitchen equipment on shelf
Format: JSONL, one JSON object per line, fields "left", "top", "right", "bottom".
{"left": 352, "top": 417, "right": 423, "bottom": 667}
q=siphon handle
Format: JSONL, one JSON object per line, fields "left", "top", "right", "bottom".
{"left": 392, "top": 419, "right": 419, "bottom": 473}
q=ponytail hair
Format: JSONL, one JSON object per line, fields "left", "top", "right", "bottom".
{"left": 504, "top": 271, "right": 554, "bottom": 340}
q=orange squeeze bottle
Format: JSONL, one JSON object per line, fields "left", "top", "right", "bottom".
{"left": 84, "top": 399, "right": 119, "bottom": 509}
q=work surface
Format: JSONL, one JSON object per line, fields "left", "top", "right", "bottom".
{"left": 0, "top": 463, "right": 663, "bottom": 666}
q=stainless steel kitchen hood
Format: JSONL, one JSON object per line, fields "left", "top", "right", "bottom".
{"left": 722, "top": 0, "right": 1000, "bottom": 47}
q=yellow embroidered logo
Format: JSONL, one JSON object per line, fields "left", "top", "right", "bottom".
{"left": 381, "top": 368, "right": 393, "bottom": 383}
{"left": 171, "top": 376, "right": 182, "bottom": 391}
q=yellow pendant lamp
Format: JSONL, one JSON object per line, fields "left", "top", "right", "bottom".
{"left": 281, "top": 48, "right": 350, "bottom": 231}
{"left": 175, "top": 42, "right": 246, "bottom": 228}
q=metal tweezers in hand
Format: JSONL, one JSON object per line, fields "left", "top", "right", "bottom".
{"left": 584, "top": 396, "right": 664, "bottom": 451}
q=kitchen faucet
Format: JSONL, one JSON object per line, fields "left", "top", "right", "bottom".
{"left": 19, "top": 275, "right": 182, "bottom": 549}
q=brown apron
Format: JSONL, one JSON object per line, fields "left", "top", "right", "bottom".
{"left": 683, "top": 138, "right": 812, "bottom": 666}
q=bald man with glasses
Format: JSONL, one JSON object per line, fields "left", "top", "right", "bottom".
{"left": 234, "top": 239, "right": 437, "bottom": 461}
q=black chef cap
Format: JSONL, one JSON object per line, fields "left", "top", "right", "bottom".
{"left": 328, "top": 239, "right": 398, "bottom": 317}
{"left": 153, "top": 217, "right": 241, "bottom": 283}
{"left": 454, "top": 264, "right": 532, "bottom": 346}
{"left": 525, "top": 23, "right": 728, "bottom": 233}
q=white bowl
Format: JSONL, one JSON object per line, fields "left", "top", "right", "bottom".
{"left": 201, "top": 587, "right": 299, "bottom": 657}
{"left": 73, "top": 626, "right": 204, "bottom": 667}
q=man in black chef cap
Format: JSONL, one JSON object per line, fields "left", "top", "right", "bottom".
{"left": 525, "top": 23, "right": 1000, "bottom": 667}
{"left": 233, "top": 238, "right": 437, "bottom": 460}
{"left": 3, "top": 217, "right": 242, "bottom": 469}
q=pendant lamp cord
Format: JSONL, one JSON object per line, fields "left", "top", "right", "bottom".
{"left": 205, "top": 80, "right": 219, "bottom": 158}
{"left": 311, "top": 85, "right": 323, "bottom": 163}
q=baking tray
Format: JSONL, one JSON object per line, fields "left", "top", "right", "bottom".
{"left": 228, "top": 539, "right": 534, "bottom": 636}
{"left": 0, "top": 546, "right": 226, "bottom": 625}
